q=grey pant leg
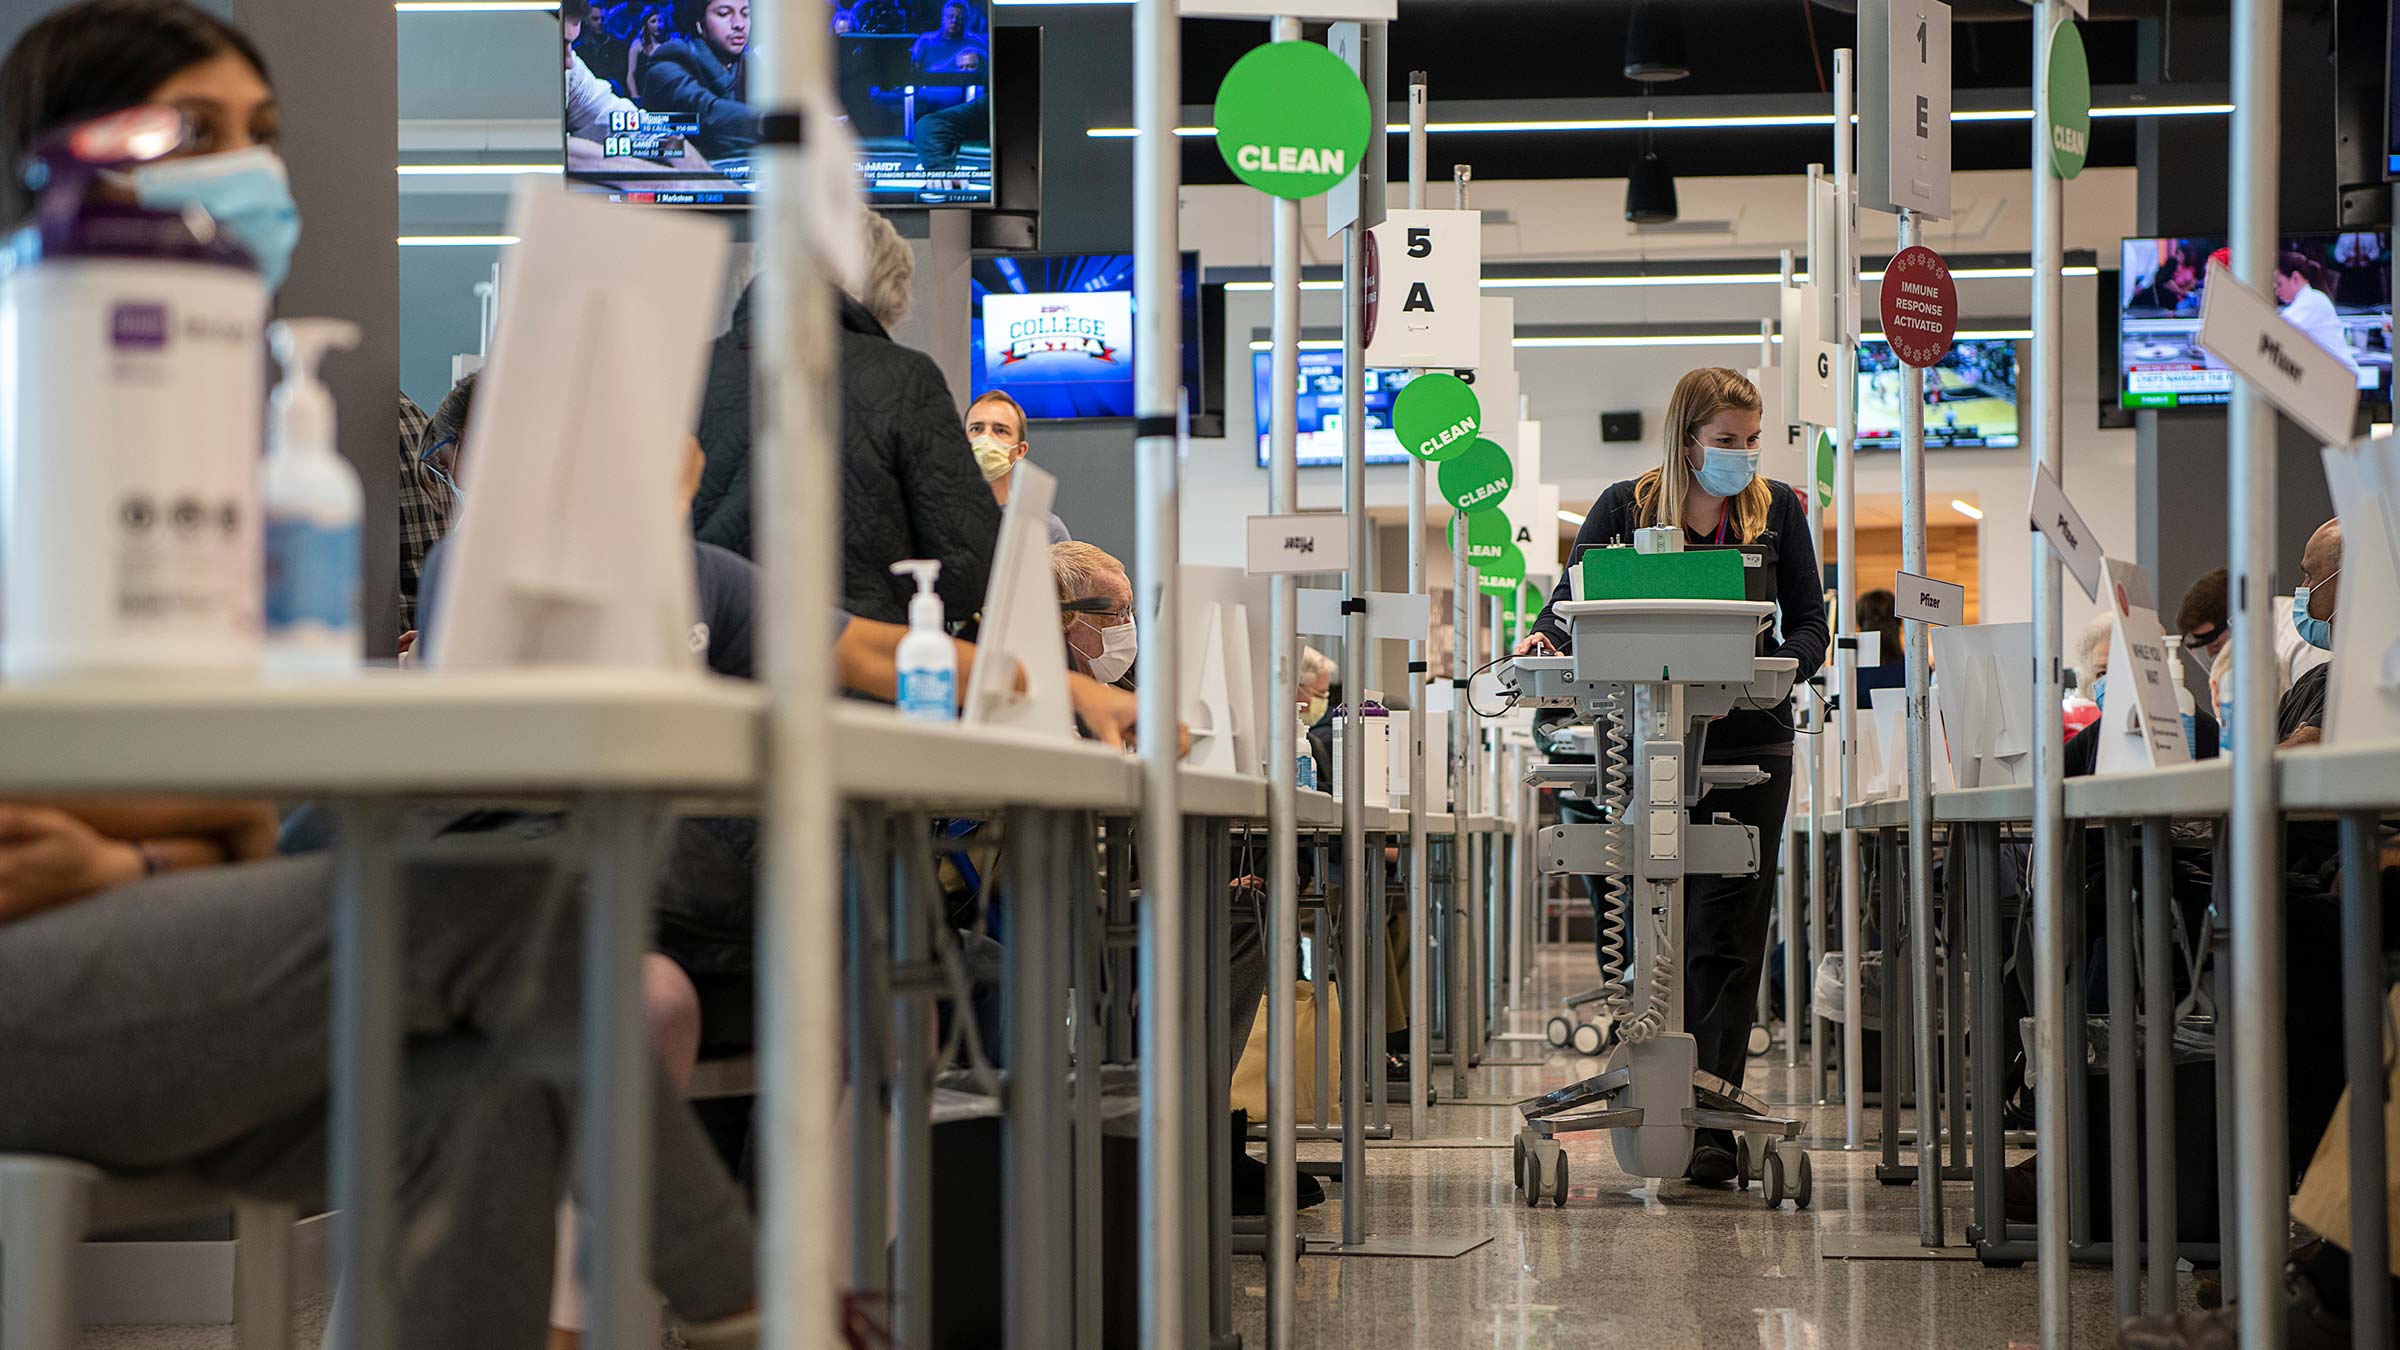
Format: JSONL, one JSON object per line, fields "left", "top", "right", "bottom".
{"left": 0, "top": 852, "right": 756, "bottom": 1330}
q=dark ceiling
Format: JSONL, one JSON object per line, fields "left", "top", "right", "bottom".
{"left": 1167, "top": 0, "right": 2194, "bottom": 186}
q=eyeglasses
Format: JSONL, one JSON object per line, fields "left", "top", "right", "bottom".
{"left": 1061, "top": 596, "right": 1133, "bottom": 623}
{"left": 2181, "top": 624, "right": 2223, "bottom": 651}
{"left": 420, "top": 435, "right": 461, "bottom": 498}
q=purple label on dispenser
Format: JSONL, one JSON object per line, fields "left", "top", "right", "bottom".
{"left": 110, "top": 302, "right": 169, "bottom": 349}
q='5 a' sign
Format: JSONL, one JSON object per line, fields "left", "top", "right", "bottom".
{"left": 1362, "top": 209, "right": 1481, "bottom": 372}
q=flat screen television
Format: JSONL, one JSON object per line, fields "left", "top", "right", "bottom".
{"left": 1251, "top": 350, "right": 1424, "bottom": 467}
{"left": 563, "top": 0, "right": 995, "bottom": 208}
{"left": 1855, "top": 338, "right": 2019, "bottom": 450}
{"left": 2118, "top": 233, "right": 2393, "bottom": 409}
{"left": 968, "top": 252, "right": 1201, "bottom": 421}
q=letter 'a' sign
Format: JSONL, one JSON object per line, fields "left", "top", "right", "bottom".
{"left": 1362, "top": 209, "right": 1482, "bottom": 371}
{"left": 2197, "top": 258, "right": 2364, "bottom": 449}
{"left": 1859, "top": 0, "right": 1953, "bottom": 220}
{"left": 1213, "top": 41, "right": 1373, "bottom": 201}
{"left": 1878, "top": 245, "right": 1957, "bottom": 368}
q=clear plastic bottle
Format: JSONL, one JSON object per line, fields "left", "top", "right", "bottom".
{"left": 889, "top": 560, "right": 956, "bottom": 723}
{"left": 263, "top": 318, "right": 364, "bottom": 676}
{"left": 2164, "top": 634, "right": 2199, "bottom": 754}
{"left": 1295, "top": 713, "right": 1318, "bottom": 790}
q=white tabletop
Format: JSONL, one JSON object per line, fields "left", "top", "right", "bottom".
{"left": 1938, "top": 783, "right": 2035, "bottom": 823}
{"left": 1844, "top": 796, "right": 1911, "bottom": 831}
{"left": 2278, "top": 738, "right": 2400, "bottom": 812}
{"left": 829, "top": 703, "right": 1141, "bottom": 811}
{"left": 0, "top": 668, "right": 765, "bottom": 796}
{"left": 2064, "top": 758, "right": 2231, "bottom": 819}
{"left": 1179, "top": 768, "right": 1269, "bottom": 819}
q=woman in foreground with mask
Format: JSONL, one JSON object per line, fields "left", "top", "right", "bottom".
{"left": 0, "top": 4, "right": 766, "bottom": 1343}
{"left": 1515, "top": 366, "right": 1827, "bottom": 1188}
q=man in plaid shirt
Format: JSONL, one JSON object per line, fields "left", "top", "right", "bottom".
{"left": 397, "top": 389, "right": 458, "bottom": 635}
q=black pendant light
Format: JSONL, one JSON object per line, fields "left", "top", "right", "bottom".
{"left": 1622, "top": 1, "right": 1690, "bottom": 83}
{"left": 1625, "top": 150, "right": 1678, "bottom": 225}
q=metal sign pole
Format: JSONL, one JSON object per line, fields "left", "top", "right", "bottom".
{"left": 752, "top": 2, "right": 842, "bottom": 1344}
{"left": 1894, "top": 207, "right": 1944, "bottom": 1248}
{"left": 1260, "top": 13, "right": 1302, "bottom": 1346}
{"left": 1831, "top": 47, "right": 1865, "bottom": 1151}
{"left": 2225, "top": 0, "right": 2288, "bottom": 1340}
{"left": 2026, "top": 2, "right": 2072, "bottom": 1341}
{"left": 1404, "top": 70, "right": 1432, "bottom": 1136}
{"left": 1134, "top": 1, "right": 1189, "bottom": 1344}
{"left": 1449, "top": 162, "right": 1477, "bottom": 1104}
{"left": 1336, "top": 15, "right": 1378, "bottom": 1247}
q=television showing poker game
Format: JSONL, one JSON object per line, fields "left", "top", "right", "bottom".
{"left": 2117, "top": 233, "right": 2392, "bottom": 409}
{"left": 968, "top": 253, "right": 1202, "bottom": 421}
{"left": 564, "top": 0, "right": 994, "bottom": 207}
{"left": 1855, "top": 338, "right": 2019, "bottom": 450}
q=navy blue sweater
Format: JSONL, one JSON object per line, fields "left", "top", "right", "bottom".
{"left": 1528, "top": 477, "right": 1828, "bottom": 755}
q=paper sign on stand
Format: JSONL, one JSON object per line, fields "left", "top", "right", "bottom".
{"left": 1502, "top": 419, "right": 1553, "bottom": 579}
{"left": 1247, "top": 513, "right": 1350, "bottom": 575}
{"left": 1782, "top": 283, "right": 1838, "bottom": 428}
{"left": 1893, "top": 571, "right": 1965, "bottom": 626}
{"left": 963, "top": 462, "right": 1078, "bottom": 740}
{"left": 1459, "top": 297, "right": 1518, "bottom": 459}
{"left": 1182, "top": 603, "right": 1241, "bottom": 775}
{"left": 2093, "top": 557, "right": 2192, "bottom": 773}
{"left": 2197, "top": 259, "right": 2365, "bottom": 450}
{"left": 1859, "top": 0, "right": 1954, "bottom": 220}
{"left": 1871, "top": 688, "right": 1911, "bottom": 799}
{"left": 2319, "top": 435, "right": 2400, "bottom": 742}
{"left": 2029, "top": 462, "right": 2105, "bottom": 600}
{"left": 1362, "top": 210, "right": 1481, "bottom": 371}
{"left": 1183, "top": 565, "right": 1274, "bottom": 774}
{"left": 432, "top": 186, "right": 725, "bottom": 671}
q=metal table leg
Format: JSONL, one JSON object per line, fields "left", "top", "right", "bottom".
{"left": 1970, "top": 824, "right": 2009, "bottom": 1257}
{"left": 2340, "top": 812, "right": 2389, "bottom": 1350}
{"left": 1944, "top": 825, "right": 1970, "bottom": 1176}
{"left": 1005, "top": 808, "right": 1071, "bottom": 1349}
{"left": 1206, "top": 821, "right": 1235, "bottom": 1349}
{"left": 891, "top": 813, "right": 934, "bottom": 1350}
{"left": 2139, "top": 818, "right": 2177, "bottom": 1316}
{"left": 846, "top": 807, "right": 892, "bottom": 1317}
{"left": 1369, "top": 829, "right": 1389, "bottom": 1129}
{"left": 1879, "top": 827, "right": 1905, "bottom": 1179}
{"left": 1071, "top": 812, "right": 1104, "bottom": 1350}
{"left": 584, "top": 794, "right": 666, "bottom": 1350}
{"left": 2103, "top": 820, "right": 2139, "bottom": 1319}
{"left": 2067, "top": 823, "right": 2092, "bottom": 1251}
{"left": 330, "top": 800, "right": 404, "bottom": 1350}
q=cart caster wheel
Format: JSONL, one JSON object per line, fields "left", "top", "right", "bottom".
{"left": 1748, "top": 1024, "right": 1774, "bottom": 1057}
{"left": 1522, "top": 1152, "right": 1543, "bottom": 1207}
{"left": 1545, "top": 1014, "right": 1573, "bottom": 1048}
{"left": 1570, "top": 1018, "right": 1608, "bottom": 1057}
{"left": 1787, "top": 1145, "right": 1813, "bottom": 1210}
{"left": 1513, "top": 1133, "right": 1528, "bottom": 1183}
{"left": 1550, "top": 1150, "right": 1569, "bottom": 1208}
{"left": 1762, "top": 1148, "right": 1787, "bottom": 1209}
{"left": 1733, "top": 1135, "right": 1756, "bottom": 1191}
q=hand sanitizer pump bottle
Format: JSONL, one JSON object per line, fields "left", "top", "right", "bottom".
{"left": 890, "top": 559, "right": 957, "bottom": 723}
{"left": 263, "top": 319, "right": 364, "bottom": 676}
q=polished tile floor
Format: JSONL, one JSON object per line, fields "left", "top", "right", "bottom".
{"left": 1234, "top": 949, "right": 2161, "bottom": 1350}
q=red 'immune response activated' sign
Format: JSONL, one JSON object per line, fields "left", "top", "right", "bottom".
{"left": 1878, "top": 244, "right": 1958, "bottom": 368}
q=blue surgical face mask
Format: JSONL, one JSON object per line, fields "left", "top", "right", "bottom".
{"left": 2090, "top": 673, "right": 2106, "bottom": 710}
{"left": 1693, "top": 445, "right": 1759, "bottom": 498}
{"left": 129, "top": 147, "right": 302, "bottom": 291}
{"left": 2292, "top": 577, "right": 2336, "bottom": 651}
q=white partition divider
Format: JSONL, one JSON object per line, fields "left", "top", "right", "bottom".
{"left": 1930, "top": 622, "right": 2034, "bottom": 789}
{"left": 2320, "top": 435, "right": 2400, "bottom": 743}
{"left": 2091, "top": 558, "right": 2194, "bottom": 774}
{"left": 965, "top": 462, "right": 1078, "bottom": 741}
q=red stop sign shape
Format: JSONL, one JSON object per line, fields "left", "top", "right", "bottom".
{"left": 1362, "top": 229, "right": 1380, "bottom": 349}
{"left": 1878, "top": 244, "right": 1958, "bottom": 369}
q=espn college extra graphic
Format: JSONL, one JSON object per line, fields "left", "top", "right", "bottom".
{"left": 980, "top": 290, "right": 1135, "bottom": 397}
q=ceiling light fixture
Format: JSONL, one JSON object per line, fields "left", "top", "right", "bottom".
{"left": 1086, "top": 104, "right": 2231, "bottom": 139}
{"left": 1624, "top": 150, "right": 1679, "bottom": 225}
{"left": 398, "top": 234, "right": 521, "bottom": 246}
{"left": 393, "top": 1, "right": 557, "bottom": 10}
{"left": 1622, "top": 2, "right": 1691, "bottom": 83}
{"left": 398, "top": 163, "right": 561, "bottom": 175}
{"left": 1951, "top": 499, "right": 1985, "bottom": 520}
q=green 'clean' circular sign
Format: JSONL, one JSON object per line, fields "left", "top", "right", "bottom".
{"left": 1391, "top": 373, "right": 1481, "bottom": 462}
{"left": 1814, "top": 429, "right": 1835, "bottom": 509}
{"left": 1439, "top": 438, "right": 1514, "bottom": 516}
{"left": 2045, "top": 19, "right": 2091, "bottom": 180}
{"left": 1445, "top": 507, "right": 1511, "bottom": 564}
{"left": 1213, "top": 41, "right": 1374, "bottom": 200}
{"left": 1475, "top": 543, "right": 1527, "bottom": 592}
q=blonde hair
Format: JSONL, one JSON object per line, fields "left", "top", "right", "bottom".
{"left": 1632, "top": 367, "right": 1772, "bottom": 543}
{"left": 1050, "top": 540, "right": 1127, "bottom": 606}
{"left": 855, "top": 211, "right": 915, "bottom": 331}
{"left": 968, "top": 388, "right": 1029, "bottom": 441}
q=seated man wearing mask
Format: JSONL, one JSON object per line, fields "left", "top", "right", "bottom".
{"left": 968, "top": 390, "right": 1071, "bottom": 545}
{"left": 1051, "top": 541, "right": 1136, "bottom": 687}
{"left": 2277, "top": 518, "right": 2341, "bottom": 749}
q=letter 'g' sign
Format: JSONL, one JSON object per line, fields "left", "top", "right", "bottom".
{"left": 1391, "top": 372, "right": 1481, "bottom": 462}
{"left": 1213, "top": 41, "right": 1374, "bottom": 200}
{"left": 1438, "top": 438, "right": 1514, "bottom": 517}
{"left": 1877, "top": 244, "right": 1957, "bottom": 368}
